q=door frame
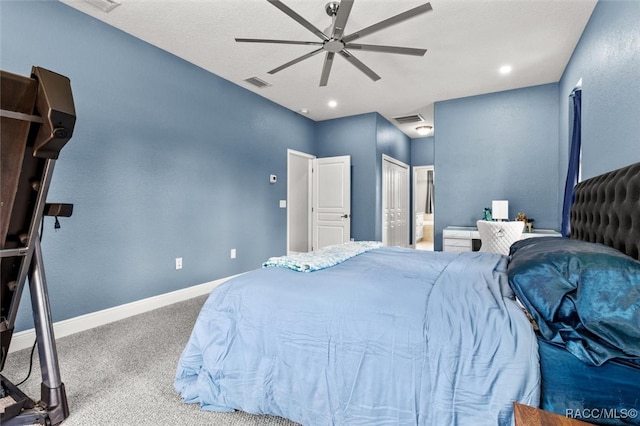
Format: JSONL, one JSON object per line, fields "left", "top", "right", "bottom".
{"left": 382, "top": 154, "right": 410, "bottom": 247}
{"left": 412, "top": 165, "right": 435, "bottom": 248}
{"left": 286, "top": 149, "right": 315, "bottom": 255}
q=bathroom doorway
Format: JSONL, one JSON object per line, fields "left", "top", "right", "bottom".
{"left": 413, "top": 166, "right": 434, "bottom": 251}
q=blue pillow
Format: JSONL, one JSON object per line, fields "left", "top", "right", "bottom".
{"left": 508, "top": 237, "right": 640, "bottom": 366}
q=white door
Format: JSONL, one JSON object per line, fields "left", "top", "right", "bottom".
{"left": 312, "top": 155, "right": 351, "bottom": 250}
{"left": 382, "top": 155, "right": 409, "bottom": 247}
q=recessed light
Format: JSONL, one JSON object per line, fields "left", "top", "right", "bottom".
{"left": 416, "top": 125, "right": 433, "bottom": 136}
{"left": 328, "top": 100, "right": 338, "bottom": 108}
{"left": 299, "top": 108, "right": 309, "bottom": 114}
{"left": 499, "top": 65, "right": 512, "bottom": 75}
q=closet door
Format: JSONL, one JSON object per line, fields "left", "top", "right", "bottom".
{"left": 382, "top": 155, "right": 409, "bottom": 247}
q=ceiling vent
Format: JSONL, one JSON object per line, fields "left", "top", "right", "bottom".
{"left": 393, "top": 114, "right": 424, "bottom": 124}
{"left": 244, "top": 77, "right": 272, "bottom": 88}
{"left": 84, "top": 0, "right": 121, "bottom": 12}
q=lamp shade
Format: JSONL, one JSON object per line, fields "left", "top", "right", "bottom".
{"left": 492, "top": 200, "right": 509, "bottom": 220}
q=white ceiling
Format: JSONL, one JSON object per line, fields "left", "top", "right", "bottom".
{"left": 60, "top": 0, "right": 597, "bottom": 138}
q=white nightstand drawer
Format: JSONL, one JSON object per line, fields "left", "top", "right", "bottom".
{"left": 444, "top": 230, "right": 473, "bottom": 239}
{"left": 444, "top": 243, "right": 472, "bottom": 253}
{"left": 444, "top": 238, "right": 471, "bottom": 247}
{"left": 443, "top": 235, "right": 473, "bottom": 252}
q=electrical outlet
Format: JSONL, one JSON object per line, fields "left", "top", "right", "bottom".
{"left": 230, "top": 249, "right": 236, "bottom": 259}
{"left": 175, "top": 257, "right": 182, "bottom": 270}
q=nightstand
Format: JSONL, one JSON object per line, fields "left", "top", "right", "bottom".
{"left": 442, "top": 226, "right": 477, "bottom": 252}
{"left": 514, "top": 403, "right": 593, "bottom": 426}
{"left": 443, "top": 226, "right": 561, "bottom": 253}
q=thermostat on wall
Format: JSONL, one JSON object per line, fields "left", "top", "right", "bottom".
{"left": 270, "top": 174, "right": 277, "bottom": 183}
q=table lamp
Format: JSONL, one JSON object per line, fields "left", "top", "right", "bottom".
{"left": 492, "top": 200, "right": 509, "bottom": 221}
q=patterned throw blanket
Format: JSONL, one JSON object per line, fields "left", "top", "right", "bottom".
{"left": 262, "top": 241, "right": 383, "bottom": 272}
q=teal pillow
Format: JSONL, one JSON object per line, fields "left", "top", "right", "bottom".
{"left": 508, "top": 237, "right": 640, "bottom": 366}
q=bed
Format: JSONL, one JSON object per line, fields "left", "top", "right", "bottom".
{"left": 508, "top": 161, "right": 640, "bottom": 425}
{"left": 175, "top": 161, "right": 639, "bottom": 425}
{"left": 175, "top": 243, "right": 539, "bottom": 425}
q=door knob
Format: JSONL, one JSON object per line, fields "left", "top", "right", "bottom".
{"left": 341, "top": 214, "right": 350, "bottom": 218}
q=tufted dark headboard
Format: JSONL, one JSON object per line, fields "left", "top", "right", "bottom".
{"left": 570, "top": 161, "right": 640, "bottom": 261}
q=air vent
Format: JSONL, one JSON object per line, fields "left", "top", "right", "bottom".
{"left": 244, "top": 77, "right": 272, "bottom": 88}
{"left": 393, "top": 114, "right": 424, "bottom": 124}
{"left": 84, "top": 0, "right": 121, "bottom": 12}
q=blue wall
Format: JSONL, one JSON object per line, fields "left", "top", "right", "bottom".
{"left": 1, "top": 1, "right": 316, "bottom": 332}
{"left": 410, "top": 136, "right": 435, "bottom": 245}
{"left": 316, "top": 113, "right": 410, "bottom": 242}
{"left": 411, "top": 137, "right": 435, "bottom": 166}
{"left": 433, "top": 84, "right": 560, "bottom": 250}
{"left": 558, "top": 0, "right": 640, "bottom": 181}
{"left": 374, "top": 115, "right": 411, "bottom": 241}
{"left": 316, "top": 113, "right": 378, "bottom": 241}
{"left": 431, "top": 0, "right": 640, "bottom": 251}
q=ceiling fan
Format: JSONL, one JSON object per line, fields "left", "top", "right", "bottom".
{"left": 236, "top": 0, "right": 433, "bottom": 86}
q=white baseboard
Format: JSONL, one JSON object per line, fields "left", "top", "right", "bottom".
{"left": 8, "top": 275, "right": 238, "bottom": 354}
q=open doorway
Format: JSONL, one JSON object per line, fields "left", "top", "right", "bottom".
{"left": 413, "top": 166, "right": 434, "bottom": 251}
{"left": 287, "top": 149, "right": 314, "bottom": 255}
{"left": 287, "top": 150, "right": 352, "bottom": 254}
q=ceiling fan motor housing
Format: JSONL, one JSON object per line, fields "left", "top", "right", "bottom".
{"left": 325, "top": 2, "right": 340, "bottom": 17}
{"left": 324, "top": 39, "right": 345, "bottom": 52}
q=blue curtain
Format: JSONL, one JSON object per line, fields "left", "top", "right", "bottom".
{"left": 561, "top": 89, "right": 582, "bottom": 237}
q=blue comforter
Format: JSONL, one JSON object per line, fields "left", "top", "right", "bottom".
{"left": 175, "top": 247, "right": 539, "bottom": 425}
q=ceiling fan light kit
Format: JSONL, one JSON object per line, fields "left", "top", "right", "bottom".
{"left": 236, "top": 0, "right": 433, "bottom": 87}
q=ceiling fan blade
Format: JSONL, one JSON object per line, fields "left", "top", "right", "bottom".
{"left": 268, "top": 47, "right": 324, "bottom": 74}
{"left": 235, "top": 38, "right": 323, "bottom": 47}
{"left": 268, "top": 0, "right": 329, "bottom": 41}
{"left": 331, "top": 0, "right": 354, "bottom": 40}
{"left": 319, "top": 52, "right": 336, "bottom": 87}
{"left": 339, "top": 50, "right": 380, "bottom": 82}
{"left": 342, "top": 3, "right": 433, "bottom": 43}
{"left": 345, "top": 43, "right": 426, "bottom": 56}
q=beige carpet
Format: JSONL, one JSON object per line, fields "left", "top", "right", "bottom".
{"left": 2, "top": 295, "right": 299, "bottom": 426}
